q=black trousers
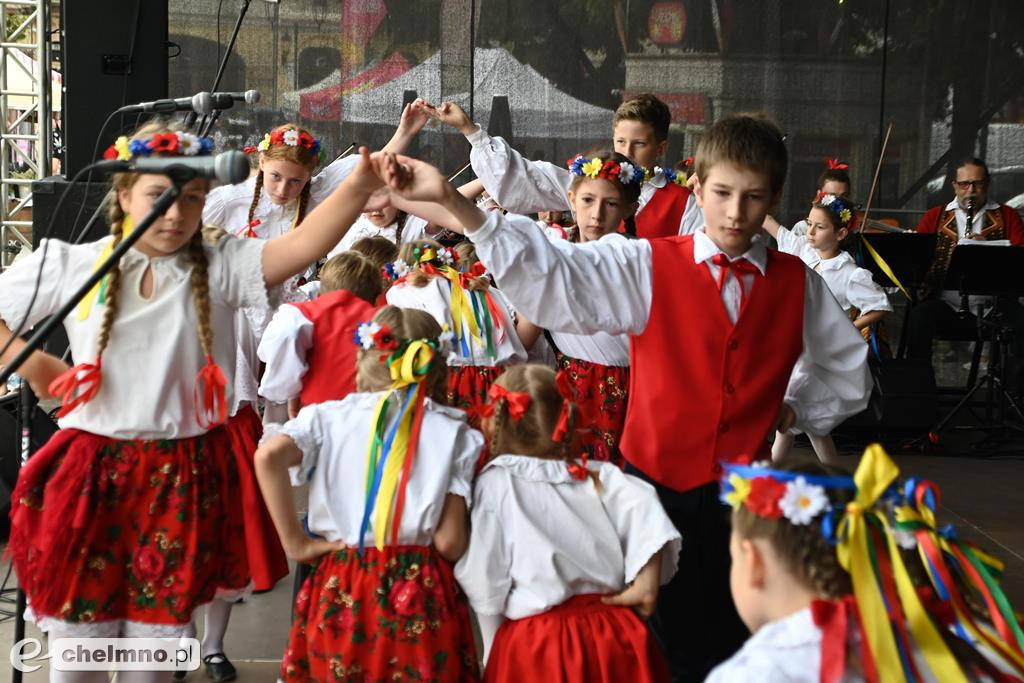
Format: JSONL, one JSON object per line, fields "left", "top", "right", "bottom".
{"left": 625, "top": 464, "right": 749, "bottom": 683}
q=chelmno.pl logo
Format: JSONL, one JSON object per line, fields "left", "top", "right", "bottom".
{"left": 10, "top": 637, "right": 200, "bottom": 673}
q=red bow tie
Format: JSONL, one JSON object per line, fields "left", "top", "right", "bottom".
{"left": 711, "top": 253, "right": 761, "bottom": 309}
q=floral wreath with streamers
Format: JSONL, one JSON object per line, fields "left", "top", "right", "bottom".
{"left": 814, "top": 192, "right": 854, "bottom": 229}
{"left": 103, "top": 131, "right": 214, "bottom": 161}
{"left": 567, "top": 154, "right": 645, "bottom": 186}
{"left": 721, "top": 445, "right": 1024, "bottom": 683}
{"left": 243, "top": 128, "right": 323, "bottom": 161}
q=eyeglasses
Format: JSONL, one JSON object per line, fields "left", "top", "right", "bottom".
{"left": 953, "top": 179, "right": 987, "bottom": 190}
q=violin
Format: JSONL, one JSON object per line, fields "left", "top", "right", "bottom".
{"left": 854, "top": 212, "right": 904, "bottom": 234}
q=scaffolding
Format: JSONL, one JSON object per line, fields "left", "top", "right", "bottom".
{"left": 0, "top": 0, "right": 51, "bottom": 271}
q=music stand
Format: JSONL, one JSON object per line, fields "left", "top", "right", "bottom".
{"left": 857, "top": 233, "right": 936, "bottom": 358}
{"left": 928, "top": 244, "right": 1024, "bottom": 448}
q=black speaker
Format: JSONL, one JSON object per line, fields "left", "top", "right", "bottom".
{"left": 845, "top": 358, "right": 938, "bottom": 428}
{"left": 61, "top": 0, "right": 169, "bottom": 176}
{"left": 0, "top": 393, "right": 60, "bottom": 536}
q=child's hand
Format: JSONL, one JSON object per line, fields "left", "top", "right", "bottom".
{"left": 345, "top": 147, "right": 386, "bottom": 195}
{"left": 283, "top": 534, "right": 345, "bottom": 564}
{"left": 774, "top": 403, "right": 796, "bottom": 433}
{"left": 418, "top": 100, "right": 475, "bottom": 136}
{"left": 380, "top": 153, "right": 452, "bottom": 204}
{"left": 397, "top": 99, "right": 431, "bottom": 138}
{"left": 602, "top": 549, "right": 662, "bottom": 618}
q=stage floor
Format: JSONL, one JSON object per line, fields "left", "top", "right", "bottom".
{"left": 1, "top": 445, "right": 1022, "bottom": 681}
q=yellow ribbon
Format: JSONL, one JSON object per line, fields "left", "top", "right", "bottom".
{"left": 77, "top": 215, "right": 136, "bottom": 321}
{"left": 437, "top": 266, "right": 482, "bottom": 350}
{"left": 838, "top": 445, "right": 967, "bottom": 683}
{"left": 860, "top": 234, "right": 910, "bottom": 300}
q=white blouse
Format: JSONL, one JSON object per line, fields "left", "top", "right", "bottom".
{"left": 280, "top": 393, "right": 482, "bottom": 547}
{"left": 466, "top": 125, "right": 704, "bottom": 235}
{"left": 326, "top": 214, "right": 430, "bottom": 260}
{"left": 466, "top": 212, "right": 871, "bottom": 437}
{"left": 705, "top": 609, "right": 831, "bottom": 683}
{"left": 257, "top": 303, "right": 315, "bottom": 403}
{"left": 385, "top": 277, "right": 528, "bottom": 367}
{"left": 455, "top": 455, "right": 681, "bottom": 620}
{"left": 0, "top": 236, "right": 269, "bottom": 439}
{"left": 774, "top": 227, "right": 892, "bottom": 315}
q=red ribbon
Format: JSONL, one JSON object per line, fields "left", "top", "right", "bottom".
{"left": 390, "top": 389, "right": 429, "bottom": 546}
{"left": 193, "top": 355, "right": 228, "bottom": 428}
{"left": 826, "top": 158, "right": 849, "bottom": 170}
{"left": 481, "top": 384, "right": 532, "bottom": 421}
{"left": 811, "top": 596, "right": 878, "bottom": 683}
{"left": 551, "top": 371, "right": 575, "bottom": 443}
{"left": 48, "top": 358, "right": 103, "bottom": 418}
{"left": 711, "top": 253, "right": 761, "bottom": 310}
{"left": 245, "top": 219, "right": 261, "bottom": 238}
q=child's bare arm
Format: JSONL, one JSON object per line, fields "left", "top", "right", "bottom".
{"left": 417, "top": 100, "right": 477, "bottom": 137}
{"left": 762, "top": 214, "right": 782, "bottom": 239}
{"left": 432, "top": 494, "right": 468, "bottom": 562}
{"left": 0, "top": 320, "right": 69, "bottom": 400}
{"left": 254, "top": 434, "right": 343, "bottom": 563}
{"left": 382, "top": 99, "right": 431, "bottom": 155}
{"left": 515, "top": 314, "right": 543, "bottom": 351}
{"left": 852, "top": 309, "right": 887, "bottom": 330}
{"left": 601, "top": 548, "right": 663, "bottom": 618}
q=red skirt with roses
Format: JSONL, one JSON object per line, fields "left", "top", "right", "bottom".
{"left": 282, "top": 545, "right": 479, "bottom": 683}
{"left": 557, "top": 354, "right": 629, "bottom": 467}
{"left": 7, "top": 423, "right": 252, "bottom": 627}
{"left": 446, "top": 365, "right": 503, "bottom": 430}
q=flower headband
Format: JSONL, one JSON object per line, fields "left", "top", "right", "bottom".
{"left": 353, "top": 321, "right": 453, "bottom": 356}
{"left": 567, "top": 154, "right": 645, "bottom": 186}
{"left": 103, "top": 132, "right": 214, "bottom": 161}
{"left": 813, "top": 192, "right": 854, "bottom": 229}
{"left": 384, "top": 246, "right": 459, "bottom": 281}
{"left": 721, "top": 463, "right": 857, "bottom": 528}
{"left": 244, "top": 128, "right": 322, "bottom": 156}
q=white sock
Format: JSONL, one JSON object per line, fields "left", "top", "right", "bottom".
{"left": 201, "top": 598, "right": 233, "bottom": 658}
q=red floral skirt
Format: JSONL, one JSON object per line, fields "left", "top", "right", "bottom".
{"left": 8, "top": 423, "right": 253, "bottom": 626}
{"left": 557, "top": 355, "right": 629, "bottom": 467}
{"left": 223, "top": 405, "right": 288, "bottom": 592}
{"left": 282, "top": 545, "right": 479, "bottom": 682}
{"left": 485, "top": 595, "right": 668, "bottom": 683}
{"left": 446, "top": 365, "right": 503, "bottom": 430}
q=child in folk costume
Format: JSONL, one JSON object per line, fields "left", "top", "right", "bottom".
{"left": 254, "top": 306, "right": 482, "bottom": 682}
{"left": 258, "top": 250, "right": 382, "bottom": 419}
{"left": 763, "top": 193, "right": 891, "bottom": 467}
{"left": 0, "top": 122, "right": 386, "bottom": 682}
{"left": 326, "top": 205, "right": 431, "bottom": 259}
{"left": 384, "top": 239, "right": 527, "bottom": 426}
{"left": 710, "top": 445, "right": 1024, "bottom": 682}
{"left": 370, "top": 113, "right": 871, "bottom": 680}
{"left": 417, "top": 95, "right": 702, "bottom": 238}
{"left": 455, "top": 364, "right": 679, "bottom": 682}
{"left": 763, "top": 158, "right": 852, "bottom": 238}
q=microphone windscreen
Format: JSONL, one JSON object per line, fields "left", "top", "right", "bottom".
{"left": 192, "top": 91, "right": 213, "bottom": 116}
{"left": 214, "top": 151, "right": 251, "bottom": 185}
{"left": 244, "top": 89, "right": 261, "bottom": 105}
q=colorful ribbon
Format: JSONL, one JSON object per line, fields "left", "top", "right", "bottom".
{"left": 859, "top": 234, "right": 911, "bottom": 300}
{"left": 48, "top": 358, "right": 103, "bottom": 418}
{"left": 194, "top": 354, "right": 228, "bottom": 428}
{"left": 77, "top": 216, "right": 138, "bottom": 321}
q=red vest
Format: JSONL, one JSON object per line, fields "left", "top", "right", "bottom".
{"left": 631, "top": 183, "right": 691, "bottom": 239}
{"left": 289, "top": 289, "right": 378, "bottom": 406}
{"left": 621, "top": 237, "right": 806, "bottom": 492}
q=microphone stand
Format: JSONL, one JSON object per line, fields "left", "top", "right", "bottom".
{"left": 187, "top": 0, "right": 253, "bottom": 133}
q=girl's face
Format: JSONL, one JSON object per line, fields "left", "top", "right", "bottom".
{"left": 567, "top": 178, "right": 633, "bottom": 243}
{"left": 364, "top": 205, "right": 399, "bottom": 228}
{"left": 820, "top": 179, "right": 850, "bottom": 198}
{"left": 259, "top": 157, "right": 312, "bottom": 205}
{"left": 118, "top": 174, "right": 208, "bottom": 258}
{"left": 805, "top": 207, "right": 846, "bottom": 254}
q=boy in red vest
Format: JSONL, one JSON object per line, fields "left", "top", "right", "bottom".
{"left": 258, "top": 251, "right": 382, "bottom": 418}
{"left": 372, "top": 113, "right": 871, "bottom": 682}
{"left": 417, "top": 94, "right": 700, "bottom": 239}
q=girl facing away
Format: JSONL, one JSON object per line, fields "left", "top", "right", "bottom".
{"left": 254, "top": 305, "right": 482, "bottom": 682}
{"left": 455, "top": 364, "right": 680, "bottom": 683}
{"left": 0, "top": 122, "right": 387, "bottom": 682}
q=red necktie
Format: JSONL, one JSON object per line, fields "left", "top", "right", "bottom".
{"left": 711, "top": 253, "right": 761, "bottom": 310}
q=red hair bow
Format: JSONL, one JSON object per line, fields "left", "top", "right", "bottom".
{"left": 826, "top": 158, "right": 849, "bottom": 170}
{"left": 479, "top": 384, "right": 532, "bottom": 421}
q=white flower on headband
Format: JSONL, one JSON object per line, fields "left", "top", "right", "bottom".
{"left": 177, "top": 132, "right": 200, "bottom": 156}
{"left": 438, "top": 328, "right": 455, "bottom": 353}
{"left": 283, "top": 129, "right": 300, "bottom": 146}
{"left": 892, "top": 528, "right": 918, "bottom": 550}
{"left": 819, "top": 194, "right": 836, "bottom": 207}
{"left": 437, "top": 248, "right": 455, "bottom": 266}
{"left": 355, "top": 321, "right": 382, "bottom": 350}
{"left": 618, "top": 162, "right": 636, "bottom": 184}
{"left": 778, "top": 477, "right": 828, "bottom": 525}
{"left": 392, "top": 260, "right": 410, "bottom": 278}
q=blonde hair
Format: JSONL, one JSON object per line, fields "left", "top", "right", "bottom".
{"left": 396, "top": 239, "right": 447, "bottom": 289}
{"left": 351, "top": 236, "right": 399, "bottom": 270}
{"left": 731, "top": 461, "right": 853, "bottom": 599}
{"left": 247, "top": 123, "right": 319, "bottom": 228}
{"left": 318, "top": 251, "right": 381, "bottom": 303}
{"left": 693, "top": 113, "right": 788, "bottom": 194}
{"left": 487, "top": 365, "right": 578, "bottom": 463}
{"left": 101, "top": 120, "right": 214, "bottom": 367}
{"left": 355, "top": 306, "right": 448, "bottom": 398}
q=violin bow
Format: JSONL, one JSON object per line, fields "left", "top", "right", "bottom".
{"left": 858, "top": 122, "right": 894, "bottom": 234}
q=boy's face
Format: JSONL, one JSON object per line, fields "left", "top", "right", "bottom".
{"left": 695, "top": 161, "right": 779, "bottom": 257}
{"left": 612, "top": 119, "right": 666, "bottom": 170}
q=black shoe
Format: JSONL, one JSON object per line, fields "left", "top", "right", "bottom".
{"left": 203, "top": 653, "right": 238, "bottom": 682}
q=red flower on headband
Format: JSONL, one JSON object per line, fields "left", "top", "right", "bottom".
{"left": 745, "top": 477, "right": 787, "bottom": 519}
{"left": 374, "top": 324, "right": 399, "bottom": 351}
{"left": 298, "top": 131, "right": 315, "bottom": 149}
{"left": 102, "top": 145, "right": 118, "bottom": 160}
{"left": 150, "top": 133, "right": 179, "bottom": 154}
{"left": 683, "top": 155, "right": 694, "bottom": 168}
{"left": 601, "top": 160, "right": 622, "bottom": 178}
{"left": 826, "top": 158, "right": 849, "bottom": 170}
{"left": 269, "top": 129, "right": 287, "bottom": 146}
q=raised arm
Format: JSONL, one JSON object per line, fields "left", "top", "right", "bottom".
{"left": 262, "top": 148, "right": 383, "bottom": 287}
{"left": 417, "top": 100, "right": 573, "bottom": 214}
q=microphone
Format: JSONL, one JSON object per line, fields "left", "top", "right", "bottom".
{"left": 209, "top": 90, "right": 261, "bottom": 110}
{"left": 119, "top": 92, "right": 213, "bottom": 115}
{"left": 95, "top": 150, "right": 250, "bottom": 185}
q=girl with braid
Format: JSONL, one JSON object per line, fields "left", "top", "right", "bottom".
{"left": 0, "top": 121, "right": 388, "bottom": 683}
{"left": 455, "top": 364, "right": 679, "bottom": 683}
